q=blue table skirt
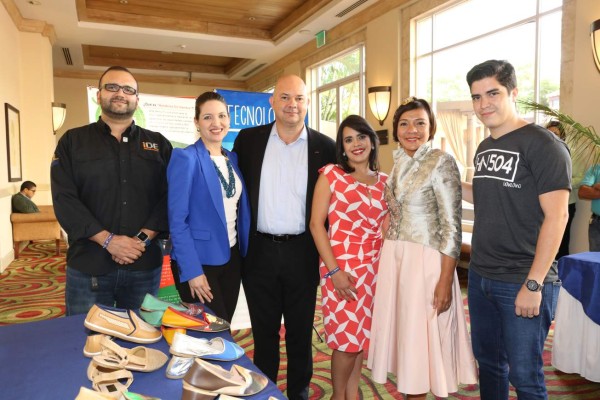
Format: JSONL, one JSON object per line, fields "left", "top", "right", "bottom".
{"left": 0, "top": 314, "right": 285, "bottom": 400}
{"left": 558, "top": 252, "right": 600, "bottom": 325}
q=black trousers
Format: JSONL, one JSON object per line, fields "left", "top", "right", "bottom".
{"left": 170, "top": 245, "right": 242, "bottom": 323}
{"left": 242, "top": 233, "right": 319, "bottom": 400}
{"left": 556, "top": 202, "right": 576, "bottom": 259}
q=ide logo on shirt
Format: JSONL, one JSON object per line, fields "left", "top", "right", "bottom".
{"left": 142, "top": 142, "right": 159, "bottom": 151}
{"left": 474, "top": 149, "right": 519, "bottom": 183}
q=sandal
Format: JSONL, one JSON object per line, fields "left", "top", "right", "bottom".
{"left": 83, "top": 334, "right": 111, "bottom": 358}
{"left": 93, "top": 336, "right": 168, "bottom": 372}
{"left": 87, "top": 361, "right": 133, "bottom": 396}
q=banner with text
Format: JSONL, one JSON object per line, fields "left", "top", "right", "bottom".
{"left": 87, "top": 87, "right": 275, "bottom": 150}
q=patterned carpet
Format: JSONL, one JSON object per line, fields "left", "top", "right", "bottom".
{"left": 1, "top": 241, "right": 600, "bottom": 399}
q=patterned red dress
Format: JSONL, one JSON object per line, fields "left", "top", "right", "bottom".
{"left": 319, "top": 164, "right": 388, "bottom": 352}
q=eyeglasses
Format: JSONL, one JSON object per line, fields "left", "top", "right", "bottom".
{"left": 102, "top": 83, "right": 138, "bottom": 96}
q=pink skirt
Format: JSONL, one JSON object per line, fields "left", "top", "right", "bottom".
{"left": 367, "top": 240, "right": 478, "bottom": 397}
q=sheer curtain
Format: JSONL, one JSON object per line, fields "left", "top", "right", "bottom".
{"left": 438, "top": 110, "right": 468, "bottom": 179}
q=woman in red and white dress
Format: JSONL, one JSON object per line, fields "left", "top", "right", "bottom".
{"left": 310, "top": 115, "right": 387, "bottom": 400}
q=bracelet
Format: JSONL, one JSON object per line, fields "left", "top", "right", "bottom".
{"left": 102, "top": 233, "right": 114, "bottom": 249}
{"left": 323, "top": 266, "right": 340, "bottom": 279}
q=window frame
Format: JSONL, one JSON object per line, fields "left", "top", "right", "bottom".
{"left": 308, "top": 45, "right": 366, "bottom": 138}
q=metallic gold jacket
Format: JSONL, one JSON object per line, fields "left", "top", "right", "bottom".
{"left": 385, "top": 143, "right": 462, "bottom": 259}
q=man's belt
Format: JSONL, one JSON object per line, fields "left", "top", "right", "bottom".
{"left": 257, "top": 231, "right": 303, "bottom": 242}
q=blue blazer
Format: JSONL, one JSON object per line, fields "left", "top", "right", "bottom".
{"left": 167, "top": 139, "right": 250, "bottom": 283}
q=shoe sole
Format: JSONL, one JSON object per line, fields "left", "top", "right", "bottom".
{"left": 84, "top": 319, "right": 161, "bottom": 344}
{"left": 170, "top": 349, "right": 242, "bottom": 361}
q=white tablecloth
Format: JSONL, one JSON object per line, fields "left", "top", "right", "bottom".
{"left": 552, "top": 288, "right": 600, "bottom": 382}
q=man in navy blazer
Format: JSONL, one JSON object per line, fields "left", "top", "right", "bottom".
{"left": 233, "top": 75, "right": 336, "bottom": 400}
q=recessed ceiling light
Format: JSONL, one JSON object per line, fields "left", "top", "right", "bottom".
{"left": 178, "top": 44, "right": 187, "bottom": 49}
{"left": 119, "top": 0, "right": 128, "bottom": 4}
{"left": 299, "top": 29, "right": 311, "bottom": 35}
{"left": 248, "top": 16, "right": 256, "bottom": 21}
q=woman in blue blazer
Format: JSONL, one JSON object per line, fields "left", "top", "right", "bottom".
{"left": 167, "top": 91, "right": 250, "bottom": 322}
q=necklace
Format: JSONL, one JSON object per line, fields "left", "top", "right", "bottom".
{"left": 212, "top": 149, "right": 236, "bottom": 198}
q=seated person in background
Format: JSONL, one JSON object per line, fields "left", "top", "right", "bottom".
{"left": 12, "top": 181, "right": 40, "bottom": 213}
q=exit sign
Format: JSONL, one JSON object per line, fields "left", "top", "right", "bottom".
{"left": 316, "top": 30, "right": 326, "bottom": 48}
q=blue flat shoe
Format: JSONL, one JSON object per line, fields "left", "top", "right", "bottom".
{"left": 169, "top": 332, "right": 244, "bottom": 361}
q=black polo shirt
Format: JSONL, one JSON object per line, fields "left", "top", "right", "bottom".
{"left": 51, "top": 118, "right": 172, "bottom": 275}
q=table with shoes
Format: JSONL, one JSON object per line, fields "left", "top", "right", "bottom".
{"left": 0, "top": 295, "right": 285, "bottom": 400}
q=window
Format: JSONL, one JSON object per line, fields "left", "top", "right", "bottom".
{"left": 413, "top": 0, "right": 562, "bottom": 180}
{"left": 309, "top": 46, "right": 365, "bottom": 138}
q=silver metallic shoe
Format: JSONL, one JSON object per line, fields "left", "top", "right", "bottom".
{"left": 165, "top": 355, "right": 195, "bottom": 380}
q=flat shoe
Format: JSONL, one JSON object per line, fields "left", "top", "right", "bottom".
{"left": 84, "top": 304, "right": 162, "bottom": 344}
{"left": 84, "top": 334, "right": 111, "bottom": 358}
{"left": 181, "top": 381, "right": 218, "bottom": 400}
{"left": 74, "top": 386, "right": 116, "bottom": 399}
{"left": 165, "top": 355, "right": 195, "bottom": 380}
{"left": 170, "top": 332, "right": 244, "bottom": 361}
{"left": 183, "top": 358, "right": 268, "bottom": 397}
{"left": 140, "top": 293, "right": 188, "bottom": 312}
{"left": 87, "top": 361, "right": 133, "bottom": 396}
{"left": 93, "top": 336, "right": 168, "bottom": 372}
{"left": 139, "top": 310, "right": 163, "bottom": 327}
{"left": 162, "top": 307, "right": 229, "bottom": 333}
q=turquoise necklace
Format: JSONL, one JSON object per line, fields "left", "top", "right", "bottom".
{"left": 212, "top": 149, "right": 236, "bottom": 198}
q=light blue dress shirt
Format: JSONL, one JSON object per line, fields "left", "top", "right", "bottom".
{"left": 257, "top": 124, "right": 308, "bottom": 235}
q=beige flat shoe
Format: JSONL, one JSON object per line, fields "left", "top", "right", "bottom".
{"left": 87, "top": 361, "right": 133, "bottom": 397}
{"left": 84, "top": 304, "right": 162, "bottom": 344}
{"left": 93, "top": 336, "right": 168, "bottom": 372}
{"left": 183, "top": 358, "right": 268, "bottom": 397}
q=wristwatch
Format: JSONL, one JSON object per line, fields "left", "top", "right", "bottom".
{"left": 524, "top": 278, "right": 544, "bottom": 292}
{"left": 135, "top": 231, "right": 152, "bottom": 247}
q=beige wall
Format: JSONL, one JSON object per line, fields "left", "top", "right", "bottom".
{"left": 0, "top": 4, "right": 55, "bottom": 269}
{"left": 562, "top": 0, "right": 600, "bottom": 253}
{"left": 366, "top": 10, "right": 402, "bottom": 174}
{"left": 0, "top": 3, "right": 20, "bottom": 268}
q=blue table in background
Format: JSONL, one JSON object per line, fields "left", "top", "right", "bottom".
{"left": 0, "top": 314, "right": 285, "bottom": 399}
{"left": 552, "top": 252, "right": 600, "bottom": 382}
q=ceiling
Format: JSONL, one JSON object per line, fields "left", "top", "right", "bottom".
{"left": 11, "top": 0, "right": 379, "bottom": 86}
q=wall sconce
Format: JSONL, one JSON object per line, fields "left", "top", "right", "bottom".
{"left": 368, "top": 86, "right": 392, "bottom": 126}
{"left": 52, "top": 102, "right": 67, "bottom": 134}
{"left": 591, "top": 20, "right": 600, "bottom": 72}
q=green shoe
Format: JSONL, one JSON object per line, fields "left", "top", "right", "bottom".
{"left": 139, "top": 309, "right": 164, "bottom": 327}
{"left": 140, "top": 293, "right": 187, "bottom": 312}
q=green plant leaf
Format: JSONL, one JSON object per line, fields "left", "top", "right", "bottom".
{"left": 519, "top": 99, "right": 600, "bottom": 169}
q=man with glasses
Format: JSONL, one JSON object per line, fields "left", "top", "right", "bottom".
{"left": 12, "top": 181, "right": 40, "bottom": 213}
{"left": 51, "top": 66, "right": 172, "bottom": 315}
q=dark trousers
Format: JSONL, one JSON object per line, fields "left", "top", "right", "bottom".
{"left": 242, "top": 233, "right": 319, "bottom": 400}
{"left": 556, "top": 202, "right": 576, "bottom": 259}
{"left": 170, "top": 245, "right": 242, "bottom": 323}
